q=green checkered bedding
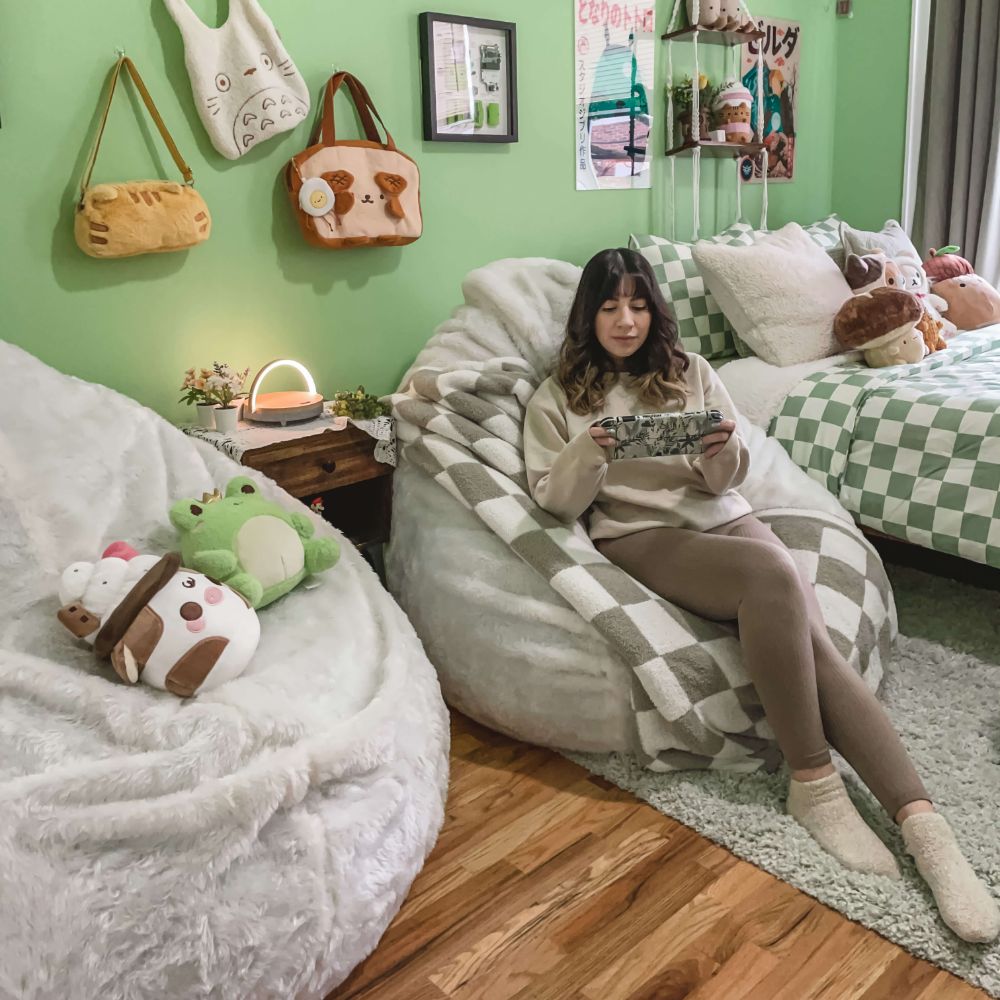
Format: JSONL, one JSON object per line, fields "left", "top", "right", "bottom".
{"left": 770, "top": 325, "right": 1000, "bottom": 567}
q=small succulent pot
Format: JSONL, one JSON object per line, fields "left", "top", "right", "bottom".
{"left": 677, "top": 106, "right": 710, "bottom": 144}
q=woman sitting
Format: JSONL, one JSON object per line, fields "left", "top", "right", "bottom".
{"left": 523, "top": 247, "right": 999, "bottom": 944}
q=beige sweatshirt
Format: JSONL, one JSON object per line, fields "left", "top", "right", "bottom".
{"left": 524, "top": 354, "right": 752, "bottom": 540}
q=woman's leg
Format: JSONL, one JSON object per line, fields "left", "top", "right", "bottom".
{"left": 597, "top": 525, "right": 899, "bottom": 877}
{"left": 712, "top": 514, "right": 930, "bottom": 818}
{"left": 721, "top": 515, "right": 999, "bottom": 941}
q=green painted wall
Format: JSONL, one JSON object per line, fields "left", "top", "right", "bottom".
{"left": 832, "top": 0, "right": 913, "bottom": 229}
{"left": 1, "top": 1, "right": 856, "bottom": 418}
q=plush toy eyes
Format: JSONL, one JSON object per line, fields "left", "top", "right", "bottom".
{"left": 261, "top": 53, "right": 273, "bottom": 70}
{"left": 240, "top": 484, "right": 255, "bottom": 494}
{"left": 215, "top": 74, "right": 231, "bottom": 93}
{"left": 190, "top": 504, "right": 203, "bottom": 516}
{"left": 182, "top": 577, "right": 196, "bottom": 589}
{"left": 299, "top": 178, "right": 335, "bottom": 217}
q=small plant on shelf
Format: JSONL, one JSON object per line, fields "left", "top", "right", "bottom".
{"left": 327, "top": 386, "right": 391, "bottom": 420}
{"left": 668, "top": 74, "right": 718, "bottom": 144}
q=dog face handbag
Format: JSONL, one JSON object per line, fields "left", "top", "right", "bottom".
{"left": 286, "top": 72, "right": 422, "bottom": 249}
{"left": 75, "top": 56, "right": 211, "bottom": 259}
{"left": 162, "top": 0, "right": 310, "bottom": 160}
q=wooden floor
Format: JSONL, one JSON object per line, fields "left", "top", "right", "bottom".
{"left": 331, "top": 711, "right": 988, "bottom": 1000}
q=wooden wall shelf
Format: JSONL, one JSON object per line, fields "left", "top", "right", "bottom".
{"left": 661, "top": 25, "right": 765, "bottom": 46}
{"left": 665, "top": 139, "right": 764, "bottom": 158}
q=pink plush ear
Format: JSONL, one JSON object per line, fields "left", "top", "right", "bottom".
{"left": 102, "top": 541, "right": 138, "bottom": 561}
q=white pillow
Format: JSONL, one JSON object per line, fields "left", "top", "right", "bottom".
{"left": 692, "top": 223, "right": 853, "bottom": 367}
{"left": 840, "top": 219, "right": 921, "bottom": 266}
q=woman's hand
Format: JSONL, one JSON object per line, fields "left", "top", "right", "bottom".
{"left": 589, "top": 424, "right": 616, "bottom": 448}
{"left": 702, "top": 419, "right": 736, "bottom": 459}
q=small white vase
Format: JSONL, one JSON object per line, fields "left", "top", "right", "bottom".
{"left": 195, "top": 403, "right": 217, "bottom": 429}
{"left": 213, "top": 405, "right": 240, "bottom": 434}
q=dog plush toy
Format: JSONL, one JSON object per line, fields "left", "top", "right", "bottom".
{"left": 169, "top": 476, "right": 340, "bottom": 609}
{"left": 834, "top": 287, "right": 926, "bottom": 368}
{"left": 58, "top": 543, "right": 259, "bottom": 697}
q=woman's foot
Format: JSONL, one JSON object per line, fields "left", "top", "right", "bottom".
{"left": 901, "top": 812, "right": 1000, "bottom": 943}
{"left": 786, "top": 770, "right": 900, "bottom": 878}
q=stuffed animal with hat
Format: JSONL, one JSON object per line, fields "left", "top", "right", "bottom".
{"left": 58, "top": 544, "right": 259, "bottom": 696}
{"left": 714, "top": 79, "right": 754, "bottom": 143}
{"left": 169, "top": 476, "right": 340, "bottom": 609}
{"left": 834, "top": 287, "right": 926, "bottom": 368}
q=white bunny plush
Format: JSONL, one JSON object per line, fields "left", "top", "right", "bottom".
{"left": 163, "top": 0, "right": 310, "bottom": 159}
{"left": 686, "top": 0, "right": 724, "bottom": 29}
{"left": 58, "top": 544, "right": 259, "bottom": 697}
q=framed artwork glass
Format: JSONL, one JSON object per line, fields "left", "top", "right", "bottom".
{"left": 418, "top": 12, "right": 518, "bottom": 143}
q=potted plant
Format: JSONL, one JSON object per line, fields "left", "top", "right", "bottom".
{"left": 669, "top": 74, "right": 715, "bottom": 145}
{"left": 179, "top": 367, "right": 217, "bottom": 428}
{"left": 179, "top": 363, "right": 250, "bottom": 433}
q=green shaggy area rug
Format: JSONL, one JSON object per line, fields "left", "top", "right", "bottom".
{"left": 566, "top": 564, "right": 1000, "bottom": 997}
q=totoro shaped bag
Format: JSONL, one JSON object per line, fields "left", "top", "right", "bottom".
{"left": 285, "top": 72, "right": 422, "bottom": 249}
{"left": 75, "top": 56, "right": 211, "bottom": 259}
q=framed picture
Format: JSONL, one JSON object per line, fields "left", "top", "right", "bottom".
{"left": 418, "top": 12, "right": 518, "bottom": 143}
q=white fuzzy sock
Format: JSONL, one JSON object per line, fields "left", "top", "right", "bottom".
{"left": 901, "top": 812, "right": 1000, "bottom": 943}
{"left": 786, "top": 771, "right": 900, "bottom": 878}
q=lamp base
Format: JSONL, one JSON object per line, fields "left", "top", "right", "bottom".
{"left": 243, "top": 391, "right": 324, "bottom": 426}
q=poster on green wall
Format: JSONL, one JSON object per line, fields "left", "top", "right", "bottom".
{"left": 575, "top": 1, "right": 656, "bottom": 191}
{"left": 739, "top": 18, "right": 800, "bottom": 184}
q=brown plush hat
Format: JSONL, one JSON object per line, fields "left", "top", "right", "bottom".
{"left": 923, "top": 246, "right": 974, "bottom": 283}
{"left": 834, "top": 287, "right": 922, "bottom": 351}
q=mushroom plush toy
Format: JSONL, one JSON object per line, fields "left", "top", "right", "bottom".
{"left": 834, "top": 287, "right": 926, "bottom": 368}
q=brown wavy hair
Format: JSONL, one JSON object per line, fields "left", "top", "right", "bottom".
{"left": 556, "top": 248, "right": 690, "bottom": 416}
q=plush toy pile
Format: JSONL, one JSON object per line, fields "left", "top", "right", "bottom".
{"left": 835, "top": 237, "right": 1000, "bottom": 368}
{"left": 57, "top": 476, "right": 340, "bottom": 697}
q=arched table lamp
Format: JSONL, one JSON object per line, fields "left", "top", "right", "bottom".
{"left": 243, "top": 359, "right": 324, "bottom": 425}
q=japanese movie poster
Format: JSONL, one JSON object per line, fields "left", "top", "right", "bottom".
{"left": 739, "top": 18, "right": 800, "bottom": 183}
{"left": 575, "top": 1, "right": 655, "bottom": 191}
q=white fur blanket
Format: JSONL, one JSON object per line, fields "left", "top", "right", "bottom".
{"left": 0, "top": 343, "right": 449, "bottom": 1000}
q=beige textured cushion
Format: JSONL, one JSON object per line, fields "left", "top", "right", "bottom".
{"left": 692, "top": 223, "right": 854, "bottom": 367}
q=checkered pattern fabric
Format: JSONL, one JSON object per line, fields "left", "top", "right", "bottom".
{"left": 629, "top": 221, "right": 755, "bottom": 360}
{"left": 389, "top": 359, "right": 893, "bottom": 772}
{"left": 770, "top": 325, "right": 1000, "bottom": 568}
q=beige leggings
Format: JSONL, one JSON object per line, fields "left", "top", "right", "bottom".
{"left": 597, "top": 514, "right": 929, "bottom": 818}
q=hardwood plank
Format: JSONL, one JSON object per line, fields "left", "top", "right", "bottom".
{"left": 856, "top": 951, "right": 941, "bottom": 1000}
{"left": 324, "top": 711, "right": 991, "bottom": 1000}
{"left": 685, "top": 942, "right": 781, "bottom": 1000}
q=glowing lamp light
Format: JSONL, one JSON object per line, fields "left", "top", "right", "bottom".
{"left": 244, "top": 359, "right": 324, "bottom": 425}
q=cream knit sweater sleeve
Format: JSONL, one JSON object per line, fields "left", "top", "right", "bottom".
{"left": 524, "top": 378, "right": 609, "bottom": 522}
{"left": 690, "top": 358, "right": 751, "bottom": 495}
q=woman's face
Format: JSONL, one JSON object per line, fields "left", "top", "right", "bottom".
{"left": 594, "top": 278, "right": 651, "bottom": 365}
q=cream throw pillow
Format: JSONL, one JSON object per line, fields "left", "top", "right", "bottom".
{"left": 692, "top": 223, "right": 853, "bottom": 367}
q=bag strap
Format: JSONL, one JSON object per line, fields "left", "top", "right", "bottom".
{"left": 78, "top": 56, "right": 194, "bottom": 206}
{"left": 313, "top": 71, "right": 397, "bottom": 151}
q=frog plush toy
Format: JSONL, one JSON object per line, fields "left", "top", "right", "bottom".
{"left": 169, "top": 476, "right": 340, "bottom": 609}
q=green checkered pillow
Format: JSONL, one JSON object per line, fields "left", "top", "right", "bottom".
{"left": 629, "top": 221, "right": 755, "bottom": 359}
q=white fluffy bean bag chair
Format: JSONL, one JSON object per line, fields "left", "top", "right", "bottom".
{"left": 386, "top": 258, "right": 896, "bottom": 760}
{"left": 0, "top": 342, "right": 449, "bottom": 999}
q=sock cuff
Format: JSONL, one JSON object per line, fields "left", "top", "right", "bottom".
{"left": 789, "top": 771, "right": 846, "bottom": 808}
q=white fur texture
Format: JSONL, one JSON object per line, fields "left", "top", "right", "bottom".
{"left": 387, "top": 257, "right": 859, "bottom": 754}
{"left": 693, "top": 223, "right": 854, "bottom": 367}
{"left": 0, "top": 341, "right": 449, "bottom": 999}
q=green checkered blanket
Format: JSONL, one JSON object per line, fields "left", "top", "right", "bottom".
{"left": 770, "top": 326, "right": 1000, "bottom": 567}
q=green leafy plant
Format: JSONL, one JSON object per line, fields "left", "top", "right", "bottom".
{"left": 668, "top": 74, "right": 718, "bottom": 115}
{"left": 327, "top": 386, "right": 391, "bottom": 420}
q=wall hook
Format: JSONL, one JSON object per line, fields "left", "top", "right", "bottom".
{"left": 115, "top": 46, "right": 126, "bottom": 58}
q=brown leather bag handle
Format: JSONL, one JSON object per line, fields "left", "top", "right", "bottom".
{"left": 314, "top": 71, "right": 397, "bottom": 151}
{"left": 79, "top": 56, "right": 194, "bottom": 206}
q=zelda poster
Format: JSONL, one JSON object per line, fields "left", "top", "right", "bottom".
{"left": 739, "top": 18, "right": 800, "bottom": 183}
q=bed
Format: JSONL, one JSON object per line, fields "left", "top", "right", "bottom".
{"left": 719, "top": 324, "right": 1000, "bottom": 570}
{"left": 0, "top": 341, "right": 450, "bottom": 999}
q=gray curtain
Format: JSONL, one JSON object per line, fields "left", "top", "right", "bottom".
{"left": 913, "top": 0, "right": 1000, "bottom": 284}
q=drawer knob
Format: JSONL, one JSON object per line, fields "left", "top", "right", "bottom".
{"left": 321, "top": 460, "right": 337, "bottom": 474}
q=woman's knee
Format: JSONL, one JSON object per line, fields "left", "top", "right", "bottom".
{"left": 744, "top": 542, "right": 805, "bottom": 603}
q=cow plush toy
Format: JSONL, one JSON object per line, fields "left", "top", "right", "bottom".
{"left": 58, "top": 542, "right": 260, "bottom": 697}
